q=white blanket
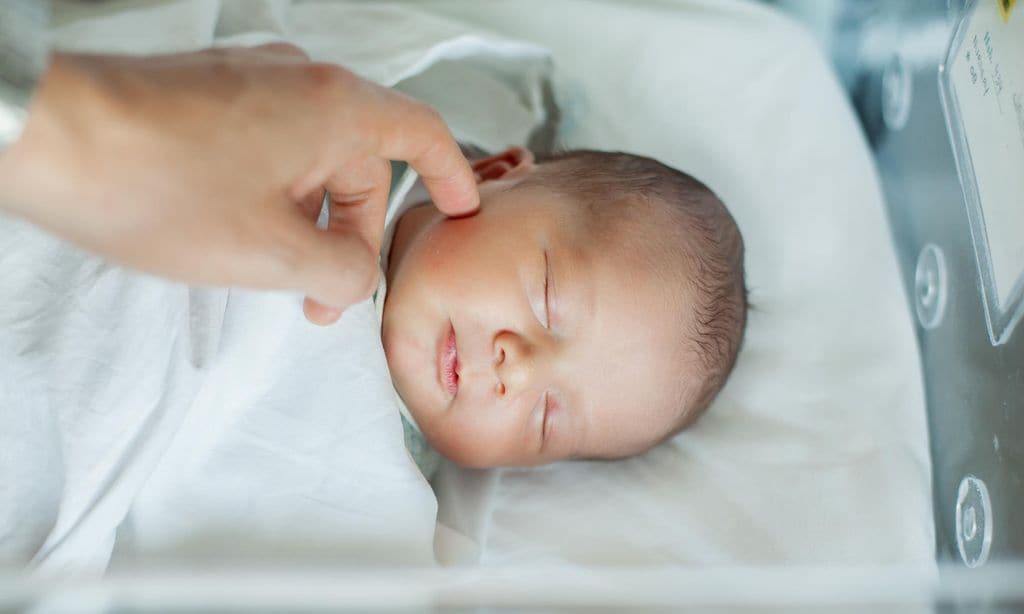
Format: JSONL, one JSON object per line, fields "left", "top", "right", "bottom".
{"left": 0, "top": 1, "right": 551, "bottom": 573}
{"left": 0, "top": 221, "right": 437, "bottom": 571}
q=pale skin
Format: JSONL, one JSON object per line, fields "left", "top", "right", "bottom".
{"left": 383, "top": 147, "right": 693, "bottom": 467}
{"left": 0, "top": 44, "right": 479, "bottom": 325}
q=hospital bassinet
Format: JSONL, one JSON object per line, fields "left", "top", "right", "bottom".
{"left": 1, "top": 0, "right": 1021, "bottom": 611}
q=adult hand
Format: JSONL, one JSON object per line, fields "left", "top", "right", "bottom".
{"left": 0, "top": 44, "right": 478, "bottom": 325}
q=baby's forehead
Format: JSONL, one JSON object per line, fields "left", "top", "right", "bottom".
{"left": 566, "top": 193, "right": 693, "bottom": 285}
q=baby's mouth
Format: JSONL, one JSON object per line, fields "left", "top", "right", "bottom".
{"left": 438, "top": 322, "right": 459, "bottom": 400}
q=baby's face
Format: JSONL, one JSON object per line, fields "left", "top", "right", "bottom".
{"left": 382, "top": 150, "right": 690, "bottom": 467}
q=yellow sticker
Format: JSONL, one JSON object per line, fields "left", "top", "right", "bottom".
{"left": 998, "top": 0, "right": 1016, "bottom": 22}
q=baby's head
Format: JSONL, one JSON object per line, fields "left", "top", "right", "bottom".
{"left": 382, "top": 147, "right": 746, "bottom": 467}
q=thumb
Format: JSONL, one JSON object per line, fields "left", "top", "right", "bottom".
{"left": 303, "top": 296, "right": 343, "bottom": 326}
{"left": 289, "top": 222, "right": 380, "bottom": 317}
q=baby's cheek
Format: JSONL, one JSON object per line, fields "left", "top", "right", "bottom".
{"left": 408, "top": 235, "right": 462, "bottom": 288}
{"left": 382, "top": 331, "right": 424, "bottom": 405}
{"left": 426, "top": 405, "right": 504, "bottom": 468}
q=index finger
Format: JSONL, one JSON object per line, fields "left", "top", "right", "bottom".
{"left": 356, "top": 82, "right": 480, "bottom": 216}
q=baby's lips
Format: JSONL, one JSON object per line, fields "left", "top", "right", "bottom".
{"left": 440, "top": 322, "right": 460, "bottom": 398}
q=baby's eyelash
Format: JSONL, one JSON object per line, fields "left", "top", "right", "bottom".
{"left": 540, "top": 391, "right": 551, "bottom": 446}
{"left": 543, "top": 252, "right": 551, "bottom": 328}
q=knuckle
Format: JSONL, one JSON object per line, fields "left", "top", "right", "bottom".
{"left": 261, "top": 41, "right": 306, "bottom": 58}
{"left": 303, "top": 64, "right": 359, "bottom": 122}
{"left": 311, "top": 61, "right": 339, "bottom": 83}
{"left": 306, "top": 62, "right": 355, "bottom": 96}
{"left": 417, "top": 103, "right": 445, "bottom": 130}
{"left": 306, "top": 63, "right": 340, "bottom": 93}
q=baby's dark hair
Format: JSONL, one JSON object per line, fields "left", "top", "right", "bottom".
{"left": 526, "top": 149, "right": 747, "bottom": 435}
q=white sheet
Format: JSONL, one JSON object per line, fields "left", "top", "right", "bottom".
{"left": 0, "top": 1, "right": 552, "bottom": 573}
{"left": 415, "top": 0, "right": 936, "bottom": 566}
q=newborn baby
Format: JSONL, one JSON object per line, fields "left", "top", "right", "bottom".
{"left": 381, "top": 147, "right": 747, "bottom": 469}
{"left": 0, "top": 145, "right": 745, "bottom": 566}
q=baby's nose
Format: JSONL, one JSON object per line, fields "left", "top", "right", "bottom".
{"left": 493, "top": 330, "right": 536, "bottom": 398}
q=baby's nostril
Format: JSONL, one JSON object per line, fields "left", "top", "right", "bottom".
{"left": 496, "top": 381, "right": 506, "bottom": 396}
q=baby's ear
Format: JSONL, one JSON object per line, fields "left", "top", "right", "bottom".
{"left": 471, "top": 147, "right": 535, "bottom": 184}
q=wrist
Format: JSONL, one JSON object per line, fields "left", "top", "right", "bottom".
{"left": 0, "top": 53, "right": 103, "bottom": 221}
